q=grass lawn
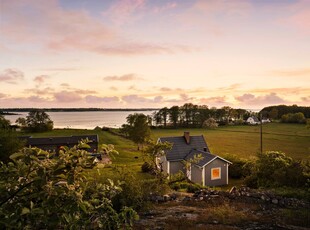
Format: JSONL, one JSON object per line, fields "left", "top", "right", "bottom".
{"left": 151, "top": 123, "right": 310, "bottom": 160}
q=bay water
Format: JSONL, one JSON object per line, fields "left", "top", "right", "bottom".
{"left": 4, "top": 111, "right": 156, "bottom": 129}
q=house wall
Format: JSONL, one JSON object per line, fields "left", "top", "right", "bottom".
{"left": 169, "top": 161, "right": 185, "bottom": 174}
{"left": 191, "top": 165, "right": 202, "bottom": 185}
{"left": 158, "top": 156, "right": 168, "bottom": 173}
{"left": 204, "top": 158, "right": 228, "bottom": 186}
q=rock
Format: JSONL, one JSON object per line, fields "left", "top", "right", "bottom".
{"left": 229, "top": 186, "right": 237, "bottom": 194}
{"left": 271, "top": 198, "right": 278, "bottom": 205}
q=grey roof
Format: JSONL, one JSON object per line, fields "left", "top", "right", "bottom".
{"left": 185, "top": 149, "right": 217, "bottom": 167}
{"left": 26, "top": 135, "right": 98, "bottom": 146}
{"left": 158, "top": 135, "right": 210, "bottom": 161}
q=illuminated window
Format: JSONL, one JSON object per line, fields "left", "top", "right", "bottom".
{"left": 211, "top": 167, "right": 221, "bottom": 180}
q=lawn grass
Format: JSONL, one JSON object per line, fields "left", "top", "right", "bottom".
{"left": 151, "top": 123, "right": 310, "bottom": 160}
{"left": 26, "top": 128, "right": 145, "bottom": 167}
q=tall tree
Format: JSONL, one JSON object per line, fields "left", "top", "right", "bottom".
{"left": 168, "top": 106, "right": 180, "bottom": 128}
{"left": 16, "top": 110, "right": 53, "bottom": 132}
{"left": 124, "top": 113, "right": 151, "bottom": 150}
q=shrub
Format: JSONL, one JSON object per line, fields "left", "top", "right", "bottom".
{"left": 141, "top": 161, "right": 154, "bottom": 173}
{"left": 0, "top": 142, "right": 138, "bottom": 229}
{"left": 222, "top": 154, "right": 254, "bottom": 179}
{"left": 203, "top": 118, "right": 218, "bottom": 129}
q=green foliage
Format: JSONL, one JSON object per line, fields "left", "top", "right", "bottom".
{"left": 170, "top": 181, "right": 203, "bottom": 193}
{"left": 223, "top": 154, "right": 254, "bottom": 179}
{"left": 203, "top": 117, "right": 218, "bottom": 129}
{"left": 281, "top": 112, "right": 306, "bottom": 124}
{"left": 0, "top": 115, "right": 10, "bottom": 129}
{"left": 245, "top": 151, "right": 309, "bottom": 188}
{"left": 121, "top": 113, "right": 151, "bottom": 150}
{"left": 261, "top": 104, "right": 310, "bottom": 119}
{"left": 0, "top": 141, "right": 138, "bottom": 229}
{"left": 16, "top": 110, "right": 54, "bottom": 132}
{"left": 141, "top": 161, "right": 154, "bottom": 173}
{"left": 143, "top": 140, "right": 172, "bottom": 176}
{"left": 112, "top": 167, "right": 170, "bottom": 211}
{"left": 0, "top": 129, "right": 24, "bottom": 163}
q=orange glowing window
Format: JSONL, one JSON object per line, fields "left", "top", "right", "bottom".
{"left": 211, "top": 167, "right": 221, "bottom": 180}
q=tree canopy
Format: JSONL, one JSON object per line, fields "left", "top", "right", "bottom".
{"left": 121, "top": 113, "right": 151, "bottom": 150}
{"left": 16, "top": 110, "right": 53, "bottom": 132}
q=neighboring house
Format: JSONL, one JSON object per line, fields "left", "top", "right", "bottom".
{"left": 246, "top": 116, "right": 260, "bottom": 125}
{"left": 157, "top": 132, "right": 231, "bottom": 187}
{"left": 20, "top": 135, "right": 99, "bottom": 153}
{"left": 261, "top": 118, "right": 271, "bottom": 123}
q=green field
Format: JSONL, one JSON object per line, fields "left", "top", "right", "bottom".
{"left": 151, "top": 123, "right": 310, "bottom": 160}
{"left": 27, "top": 123, "right": 309, "bottom": 164}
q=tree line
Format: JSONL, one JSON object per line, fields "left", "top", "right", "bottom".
{"left": 261, "top": 105, "right": 310, "bottom": 120}
{"left": 152, "top": 103, "right": 254, "bottom": 128}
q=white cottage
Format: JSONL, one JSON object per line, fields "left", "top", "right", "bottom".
{"left": 157, "top": 132, "right": 231, "bottom": 187}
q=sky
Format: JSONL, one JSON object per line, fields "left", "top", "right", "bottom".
{"left": 0, "top": 0, "right": 309, "bottom": 109}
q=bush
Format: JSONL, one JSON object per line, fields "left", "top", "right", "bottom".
{"left": 203, "top": 118, "right": 218, "bottom": 129}
{"left": 170, "top": 181, "right": 203, "bottom": 193}
{"left": 245, "top": 151, "right": 309, "bottom": 189}
{"left": 222, "top": 154, "right": 254, "bottom": 179}
{"left": 141, "top": 161, "right": 154, "bottom": 173}
{"left": 0, "top": 142, "right": 138, "bottom": 229}
{"left": 281, "top": 112, "right": 306, "bottom": 124}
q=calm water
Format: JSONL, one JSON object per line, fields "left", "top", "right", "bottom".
{"left": 5, "top": 111, "right": 155, "bottom": 129}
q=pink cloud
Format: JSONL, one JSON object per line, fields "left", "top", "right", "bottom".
{"left": 103, "top": 0, "right": 146, "bottom": 26}
{"left": 103, "top": 74, "right": 143, "bottom": 81}
{"left": 0, "top": 68, "right": 24, "bottom": 84}
{"left": 85, "top": 95, "right": 119, "bottom": 103}
{"left": 34, "top": 75, "right": 50, "bottom": 84}
{"left": 121, "top": 94, "right": 162, "bottom": 104}
{"left": 235, "top": 93, "right": 286, "bottom": 105}
{"left": 54, "top": 91, "right": 83, "bottom": 103}
{"left": 153, "top": 2, "right": 177, "bottom": 13}
{"left": 199, "top": 96, "right": 229, "bottom": 105}
{"left": 0, "top": 93, "right": 7, "bottom": 98}
{"left": 279, "top": 0, "right": 310, "bottom": 33}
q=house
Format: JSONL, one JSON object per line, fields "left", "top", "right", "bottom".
{"left": 246, "top": 116, "right": 260, "bottom": 125}
{"left": 20, "top": 135, "right": 99, "bottom": 153}
{"left": 261, "top": 118, "right": 271, "bottom": 123}
{"left": 157, "top": 132, "right": 231, "bottom": 186}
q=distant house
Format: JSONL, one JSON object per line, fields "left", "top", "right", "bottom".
{"left": 246, "top": 116, "right": 260, "bottom": 125}
{"left": 261, "top": 118, "right": 271, "bottom": 123}
{"left": 20, "top": 135, "right": 99, "bottom": 153}
{"left": 157, "top": 132, "right": 231, "bottom": 186}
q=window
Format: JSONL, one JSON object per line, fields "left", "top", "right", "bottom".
{"left": 211, "top": 167, "right": 221, "bottom": 180}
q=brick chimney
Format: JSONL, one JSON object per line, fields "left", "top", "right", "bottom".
{"left": 184, "top": 131, "right": 190, "bottom": 144}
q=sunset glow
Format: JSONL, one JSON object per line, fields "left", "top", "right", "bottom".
{"left": 0, "top": 0, "right": 309, "bottom": 109}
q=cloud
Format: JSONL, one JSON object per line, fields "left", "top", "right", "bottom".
{"left": 271, "top": 68, "right": 310, "bottom": 77}
{"left": 121, "top": 94, "right": 161, "bottom": 104}
{"left": 199, "top": 96, "right": 228, "bottom": 105}
{"left": 60, "top": 83, "right": 70, "bottom": 87}
{"left": 110, "top": 86, "right": 118, "bottom": 91}
{"left": 278, "top": 0, "right": 310, "bottom": 33}
{"left": 2, "top": 0, "right": 194, "bottom": 56}
{"left": 85, "top": 95, "right": 119, "bottom": 103}
{"left": 28, "top": 96, "right": 50, "bottom": 103}
{"left": 301, "top": 96, "right": 310, "bottom": 102}
{"left": 235, "top": 93, "right": 286, "bottom": 105}
{"left": 103, "top": 0, "right": 146, "bottom": 26}
{"left": 0, "top": 68, "right": 24, "bottom": 84}
{"left": 34, "top": 75, "right": 50, "bottom": 84}
{"left": 153, "top": 2, "right": 177, "bottom": 13}
{"left": 73, "top": 89, "right": 97, "bottom": 95}
{"left": 24, "top": 87, "right": 55, "bottom": 95}
{"left": 96, "top": 43, "right": 195, "bottom": 55}
{"left": 0, "top": 93, "right": 7, "bottom": 98}
{"left": 39, "top": 67, "right": 78, "bottom": 72}
{"left": 103, "top": 73, "right": 143, "bottom": 81}
{"left": 54, "top": 91, "right": 83, "bottom": 103}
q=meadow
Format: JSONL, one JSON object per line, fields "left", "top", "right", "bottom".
{"left": 27, "top": 122, "right": 309, "bottom": 168}
{"left": 151, "top": 123, "right": 310, "bottom": 160}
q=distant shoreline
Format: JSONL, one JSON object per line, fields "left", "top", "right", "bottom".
{"left": 0, "top": 108, "right": 158, "bottom": 113}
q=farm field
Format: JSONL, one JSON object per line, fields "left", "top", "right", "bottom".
{"left": 26, "top": 122, "right": 310, "bottom": 164}
{"left": 151, "top": 123, "right": 310, "bottom": 160}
